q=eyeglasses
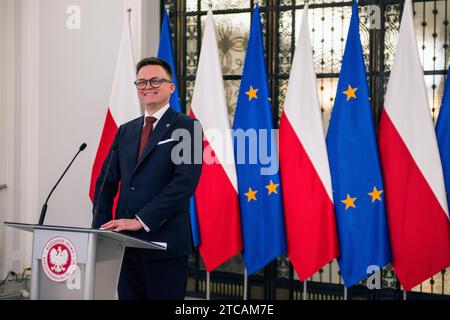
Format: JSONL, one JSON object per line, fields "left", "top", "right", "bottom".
{"left": 134, "top": 77, "right": 172, "bottom": 89}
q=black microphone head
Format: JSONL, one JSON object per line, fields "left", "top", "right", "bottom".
{"left": 79, "top": 143, "right": 87, "bottom": 151}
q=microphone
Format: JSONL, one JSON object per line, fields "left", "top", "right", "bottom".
{"left": 38, "top": 143, "right": 87, "bottom": 225}
{"left": 91, "top": 144, "right": 116, "bottom": 229}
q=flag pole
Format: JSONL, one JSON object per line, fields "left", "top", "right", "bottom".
{"left": 206, "top": 0, "right": 212, "bottom": 302}
{"left": 206, "top": 271, "right": 211, "bottom": 300}
{"left": 303, "top": 279, "right": 307, "bottom": 300}
{"left": 344, "top": 286, "right": 348, "bottom": 300}
{"left": 243, "top": 268, "right": 248, "bottom": 300}
{"left": 126, "top": 8, "right": 135, "bottom": 65}
{"left": 127, "top": 7, "right": 132, "bottom": 30}
{"left": 403, "top": 290, "right": 407, "bottom": 300}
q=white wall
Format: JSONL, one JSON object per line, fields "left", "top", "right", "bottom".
{"left": 38, "top": 0, "right": 126, "bottom": 229}
{"left": 0, "top": 0, "right": 21, "bottom": 277}
{"left": 0, "top": 0, "right": 160, "bottom": 278}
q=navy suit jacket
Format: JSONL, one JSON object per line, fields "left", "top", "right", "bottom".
{"left": 93, "top": 107, "right": 202, "bottom": 259}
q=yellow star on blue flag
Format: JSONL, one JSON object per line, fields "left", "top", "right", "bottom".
{"left": 246, "top": 86, "right": 259, "bottom": 101}
{"left": 343, "top": 85, "right": 358, "bottom": 101}
{"left": 245, "top": 187, "right": 258, "bottom": 202}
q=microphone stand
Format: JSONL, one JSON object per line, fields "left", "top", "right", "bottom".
{"left": 38, "top": 143, "right": 87, "bottom": 225}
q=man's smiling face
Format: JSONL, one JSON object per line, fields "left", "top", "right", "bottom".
{"left": 136, "top": 65, "right": 174, "bottom": 108}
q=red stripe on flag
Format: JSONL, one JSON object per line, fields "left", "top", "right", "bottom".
{"left": 379, "top": 110, "right": 450, "bottom": 290}
{"left": 195, "top": 137, "right": 243, "bottom": 271}
{"left": 89, "top": 108, "right": 119, "bottom": 219}
{"left": 190, "top": 110, "right": 242, "bottom": 271}
{"left": 279, "top": 114, "right": 339, "bottom": 280}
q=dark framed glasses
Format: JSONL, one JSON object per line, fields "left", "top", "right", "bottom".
{"left": 134, "top": 77, "right": 172, "bottom": 89}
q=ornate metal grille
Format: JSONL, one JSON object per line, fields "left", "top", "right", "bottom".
{"left": 161, "top": 0, "right": 450, "bottom": 300}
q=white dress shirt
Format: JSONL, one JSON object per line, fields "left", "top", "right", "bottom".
{"left": 143, "top": 103, "right": 170, "bottom": 129}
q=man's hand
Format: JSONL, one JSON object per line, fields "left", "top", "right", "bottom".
{"left": 100, "top": 219, "right": 143, "bottom": 232}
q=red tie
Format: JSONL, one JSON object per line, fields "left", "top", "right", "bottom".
{"left": 138, "top": 116, "right": 157, "bottom": 159}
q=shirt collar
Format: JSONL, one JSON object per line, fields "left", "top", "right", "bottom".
{"left": 144, "top": 103, "right": 170, "bottom": 122}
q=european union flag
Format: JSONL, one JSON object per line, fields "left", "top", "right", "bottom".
{"left": 158, "top": 10, "right": 200, "bottom": 246}
{"left": 326, "top": 1, "right": 391, "bottom": 287}
{"left": 232, "top": 5, "right": 286, "bottom": 275}
{"left": 436, "top": 66, "right": 450, "bottom": 208}
{"left": 157, "top": 9, "right": 181, "bottom": 112}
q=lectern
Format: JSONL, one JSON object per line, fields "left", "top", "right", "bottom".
{"left": 4, "top": 222, "right": 166, "bottom": 300}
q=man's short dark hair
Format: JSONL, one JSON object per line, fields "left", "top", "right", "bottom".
{"left": 136, "top": 57, "right": 173, "bottom": 80}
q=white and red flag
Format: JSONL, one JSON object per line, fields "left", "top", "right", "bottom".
{"left": 189, "top": 9, "right": 243, "bottom": 271}
{"left": 279, "top": 4, "right": 339, "bottom": 281}
{"left": 379, "top": 0, "right": 450, "bottom": 291}
{"left": 89, "top": 18, "right": 142, "bottom": 215}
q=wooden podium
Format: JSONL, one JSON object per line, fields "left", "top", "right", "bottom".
{"left": 4, "top": 222, "right": 166, "bottom": 300}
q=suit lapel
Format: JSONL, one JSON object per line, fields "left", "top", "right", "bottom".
{"left": 133, "top": 107, "right": 178, "bottom": 173}
{"left": 130, "top": 117, "right": 145, "bottom": 166}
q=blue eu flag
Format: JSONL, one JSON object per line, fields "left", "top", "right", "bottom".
{"left": 436, "top": 66, "right": 450, "bottom": 211}
{"left": 232, "top": 5, "right": 286, "bottom": 275}
{"left": 157, "top": 9, "right": 181, "bottom": 112}
{"left": 326, "top": 1, "right": 391, "bottom": 287}
{"left": 158, "top": 10, "right": 200, "bottom": 246}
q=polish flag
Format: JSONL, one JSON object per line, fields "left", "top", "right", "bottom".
{"left": 89, "top": 18, "right": 142, "bottom": 214}
{"left": 279, "top": 4, "right": 339, "bottom": 281}
{"left": 379, "top": 0, "right": 450, "bottom": 291}
{"left": 189, "top": 9, "right": 243, "bottom": 272}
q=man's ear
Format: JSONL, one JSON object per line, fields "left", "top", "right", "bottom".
{"left": 170, "top": 83, "right": 175, "bottom": 94}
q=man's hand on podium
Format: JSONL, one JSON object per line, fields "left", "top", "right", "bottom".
{"left": 100, "top": 219, "right": 143, "bottom": 232}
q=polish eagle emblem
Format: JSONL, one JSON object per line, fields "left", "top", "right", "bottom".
{"left": 49, "top": 246, "right": 69, "bottom": 273}
{"left": 41, "top": 237, "right": 77, "bottom": 282}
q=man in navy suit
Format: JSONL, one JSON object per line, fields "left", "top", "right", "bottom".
{"left": 93, "top": 57, "right": 202, "bottom": 300}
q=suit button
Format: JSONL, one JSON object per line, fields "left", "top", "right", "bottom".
{"left": 130, "top": 186, "right": 135, "bottom": 191}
